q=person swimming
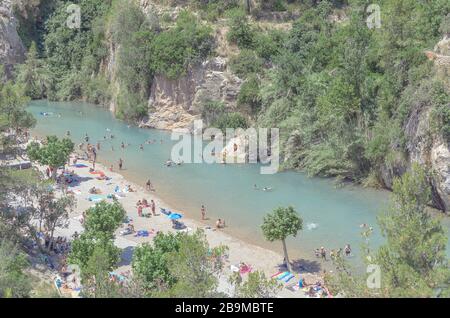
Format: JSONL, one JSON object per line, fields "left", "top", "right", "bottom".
{"left": 140, "top": 144, "right": 144, "bottom": 151}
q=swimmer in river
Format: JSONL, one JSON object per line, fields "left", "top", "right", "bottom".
{"left": 111, "top": 145, "right": 114, "bottom": 151}
{"left": 121, "top": 142, "right": 125, "bottom": 149}
{"left": 84, "top": 133, "right": 89, "bottom": 143}
{"left": 344, "top": 244, "right": 351, "bottom": 257}
{"left": 140, "top": 144, "right": 144, "bottom": 151}
{"left": 254, "top": 184, "right": 258, "bottom": 190}
{"left": 118, "top": 158, "right": 123, "bottom": 170}
{"left": 66, "top": 130, "right": 71, "bottom": 137}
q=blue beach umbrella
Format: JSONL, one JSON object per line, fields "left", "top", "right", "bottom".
{"left": 168, "top": 213, "right": 183, "bottom": 220}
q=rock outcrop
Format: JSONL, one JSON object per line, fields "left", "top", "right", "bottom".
{"left": 140, "top": 57, "right": 242, "bottom": 132}
{"left": 381, "top": 37, "right": 450, "bottom": 211}
{"left": 0, "top": 0, "right": 25, "bottom": 78}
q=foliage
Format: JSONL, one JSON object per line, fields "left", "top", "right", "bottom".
{"left": 132, "top": 232, "right": 184, "bottom": 293}
{"left": 327, "top": 164, "right": 450, "bottom": 297}
{"left": 261, "top": 206, "right": 302, "bottom": 272}
{"left": 83, "top": 201, "right": 126, "bottom": 240}
{"left": 0, "top": 239, "right": 31, "bottom": 298}
{"left": 27, "top": 136, "right": 74, "bottom": 177}
{"left": 15, "top": 42, "right": 50, "bottom": 99}
{"left": 226, "top": 8, "right": 256, "bottom": 49}
{"left": 229, "top": 49, "right": 263, "bottom": 79}
{"left": 163, "top": 230, "right": 228, "bottom": 298}
{"left": 229, "top": 270, "right": 282, "bottom": 298}
{"left": 68, "top": 201, "right": 125, "bottom": 273}
{"left": 237, "top": 75, "right": 262, "bottom": 115}
{"left": 212, "top": 112, "right": 248, "bottom": 133}
{"left": 150, "top": 10, "right": 214, "bottom": 80}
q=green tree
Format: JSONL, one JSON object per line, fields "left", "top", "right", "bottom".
{"left": 132, "top": 232, "right": 184, "bottom": 293}
{"left": 68, "top": 234, "right": 121, "bottom": 273}
{"left": 261, "top": 206, "right": 303, "bottom": 273}
{"left": 16, "top": 42, "right": 50, "bottom": 99}
{"left": 375, "top": 164, "right": 450, "bottom": 297}
{"left": 27, "top": 136, "right": 74, "bottom": 179}
{"left": 327, "top": 164, "right": 450, "bottom": 297}
{"left": 0, "top": 239, "right": 31, "bottom": 298}
{"left": 83, "top": 201, "right": 126, "bottom": 240}
{"left": 68, "top": 201, "right": 125, "bottom": 273}
{"left": 0, "top": 81, "right": 35, "bottom": 137}
{"left": 164, "top": 230, "right": 228, "bottom": 298}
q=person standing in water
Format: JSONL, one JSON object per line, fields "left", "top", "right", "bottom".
{"left": 201, "top": 205, "right": 206, "bottom": 220}
{"left": 146, "top": 179, "right": 152, "bottom": 191}
{"left": 150, "top": 200, "right": 156, "bottom": 216}
{"left": 118, "top": 158, "right": 123, "bottom": 170}
{"left": 140, "top": 144, "right": 144, "bottom": 151}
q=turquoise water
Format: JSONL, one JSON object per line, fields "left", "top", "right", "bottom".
{"left": 28, "top": 100, "right": 450, "bottom": 269}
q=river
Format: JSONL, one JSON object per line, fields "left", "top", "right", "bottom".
{"left": 28, "top": 100, "right": 450, "bottom": 269}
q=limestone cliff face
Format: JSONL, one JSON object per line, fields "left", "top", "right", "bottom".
{"left": 381, "top": 37, "right": 450, "bottom": 211}
{"left": 0, "top": 0, "right": 25, "bottom": 78}
{"left": 140, "top": 57, "right": 242, "bottom": 132}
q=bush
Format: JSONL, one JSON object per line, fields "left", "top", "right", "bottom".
{"left": 212, "top": 112, "right": 248, "bottom": 132}
{"left": 151, "top": 11, "right": 214, "bottom": 79}
{"left": 229, "top": 49, "right": 263, "bottom": 79}
{"left": 237, "top": 75, "right": 261, "bottom": 114}
{"left": 226, "top": 9, "right": 256, "bottom": 49}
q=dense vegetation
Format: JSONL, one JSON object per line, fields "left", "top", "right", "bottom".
{"left": 12, "top": 0, "right": 450, "bottom": 191}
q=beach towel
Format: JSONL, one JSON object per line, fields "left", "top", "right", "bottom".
{"left": 134, "top": 230, "right": 149, "bottom": 237}
{"left": 160, "top": 208, "right": 171, "bottom": 216}
{"left": 87, "top": 195, "right": 105, "bottom": 202}
{"left": 89, "top": 170, "right": 105, "bottom": 177}
{"left": 271, "top": 271, "right": 284, "bottom": 278}
{"left": 283, "top": 274, "right": 295, "bottom": 283}
{"left": 73, "top": 163, "right": 88, "bottom": 168}
{"left": 230, "top": 265, "right": 239, "bottom": 273}
{"left": 276, "top": 272, "right": 291, "bottom": 280}
{"left": 239, "top": 265, "right": 252, "bottom": 274}
{"left": 113, "top": 193, "right": 125, "bottom": 200}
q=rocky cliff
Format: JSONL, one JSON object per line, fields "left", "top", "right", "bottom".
{"left": 140, "top": 57, "right": 242, "bottom": 131}
{"left": 381, "top": 37, "right": 450, "bottom": 211}
{"left": 0, "top": 0, "right": 25, "bottom": 78}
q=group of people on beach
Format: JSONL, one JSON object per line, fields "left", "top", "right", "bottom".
{"left": 136, "top": 198, "right": 156, "bottom": 217}
{"left": 44, "top": 235, "right": 71, "bottom": 255}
